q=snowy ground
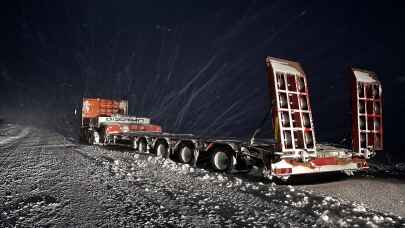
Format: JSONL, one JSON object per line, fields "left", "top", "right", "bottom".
{"left": 1, "top": 124, "right": 404, "bottom": 227}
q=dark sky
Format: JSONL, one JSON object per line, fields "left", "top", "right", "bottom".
{"left": 1, "top": 1, "right": 404, "bottom": 161}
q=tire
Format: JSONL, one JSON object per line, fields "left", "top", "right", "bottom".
{"left": 88, "top": 131, "right": 100, "bottom": 145}
{"left": 93, "top": 131, "right": 100, "bottom": 145}
{"left": 210, "top": 148, "right": 233, "bottom": 172}
{"left": 87, "top": 131, "right": 94, "bottom": 145}
{"left": 132, "top": 139, "right": 137, "bottom": 150}
{"left": 178, "top": 144, "right": 194, "bottom": 164}
{"left": 138, "top": 139, "right": 147, "bottom": 153}
{"left": 155, "top": 142, "right": 168, "bottom": 158}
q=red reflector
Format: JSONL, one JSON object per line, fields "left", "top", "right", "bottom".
{"left": 274, "top": 168, "right": 292, "bottom": 175}
{"left": 357, "top": 161, "right": 369, "bottom": 169}
{"left": 311, "top": 157, "right": 337, "bottom": 166}
{"left": 206, "top": 143, "right": 214, "bottom": 150}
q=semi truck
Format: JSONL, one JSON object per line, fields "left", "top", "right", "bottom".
{"left": 80, "top": 56, "right": 383, "bottom": 179}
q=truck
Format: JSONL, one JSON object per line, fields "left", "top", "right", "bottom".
{"left": 80, "top": 56, "right": 384, "bottom": 180}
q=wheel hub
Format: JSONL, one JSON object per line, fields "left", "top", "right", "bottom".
{"left": 157, "top": 144, "right": 167, "bottom": 157}
{"left": 138, "top": 141, "right": 146, "bottom": 153}
{"left": 180, "top": 146, "right": 192, "bottom": 163}
{"left": 213, "top": 151, "right": 229, "bottom": 171}
{"left": 93, "top": 132, "right": 100, "bottom": 144}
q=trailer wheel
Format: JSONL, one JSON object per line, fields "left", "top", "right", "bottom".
{"left": 155, "top": 142, "right": 168, "bottom": 158}
{"left": 211, "top": 148, "right": 233, "bottom": 172}
{"left": 87, "top": 133, "right": 93, "bottom": 145}
{"left": 132, "top": 139, "right": 137, "bottom": 150}
{"left": 138, "top": 139, "right": 147, "bottom": 153}
{"left": 178, "top": 145, "right": 193, "bottom": 164}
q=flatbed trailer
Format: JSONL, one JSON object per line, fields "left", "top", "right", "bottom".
{"left": 80, "top": 56, "right": 383, "bottom": 180}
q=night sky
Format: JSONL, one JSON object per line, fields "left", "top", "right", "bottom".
{"left": 1, "top": 1, "right": 404, "bottom": 161}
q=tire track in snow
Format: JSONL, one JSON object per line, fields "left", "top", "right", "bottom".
{"left": 72, "top": 146, "right": 192, "bottom": 226}
{"left": 0, "top": 126, "right": 31, "bottom": 147}
{"left": 0, "top": 126, "right": 33, "bottom": 169}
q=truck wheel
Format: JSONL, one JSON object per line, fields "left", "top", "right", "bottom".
{"left": 155, "top": 142, "right": 168, "bottom": 158}
{"left": 211, "top": 148, "right": 233, "bottom": 172}
{"left": 93, "top": 131, "right": 100, "bottom": 145}
{"left": 178, "top": 145, "right": 193, "bottom": 164}
{"left": 138, "top": 139, "right": 147, "bottom": 153}
{"left": 88, "top": 131, "right": 100, "bottom": 145}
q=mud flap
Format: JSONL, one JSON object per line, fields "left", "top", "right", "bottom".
{"left": 193, "top": 149, "right": 200, "bottom": 167}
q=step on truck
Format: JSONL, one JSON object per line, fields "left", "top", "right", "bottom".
{"left": 80, "top": 56, "right": 383, "bottom": 180}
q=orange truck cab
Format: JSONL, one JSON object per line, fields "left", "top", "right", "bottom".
{"left": 80, "top": 98, "right": 161, "bottom": 145}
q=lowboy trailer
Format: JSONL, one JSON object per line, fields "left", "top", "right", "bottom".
{"left": 80, "top": 56, "right": 383, "bottom": 180}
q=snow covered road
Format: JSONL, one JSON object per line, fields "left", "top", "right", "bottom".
{"left": 0, "top": 124, "right": 404, "bottom": 227}
{"left": 302, "top": 175, "right": 405, "bottom": 219}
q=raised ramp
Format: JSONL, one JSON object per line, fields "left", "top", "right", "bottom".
{"left": 350, "top": 68, "right": 383, "bottom": 157}
{"left": 265, "top": 57, "right": 316, "bottom": 156}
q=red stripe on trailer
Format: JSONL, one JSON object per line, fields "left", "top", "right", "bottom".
{"left": 105, "top": 124, "right": 162, "bottom": 134}
{"left": 311, "top": 157, "right": 338, "bottom": 166}
{"left": 128, "top": 124, "right": 161, "bottom": 132}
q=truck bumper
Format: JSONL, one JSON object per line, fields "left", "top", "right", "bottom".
{"left": 271, "top": 157, "right": 368, "bottom": 178}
